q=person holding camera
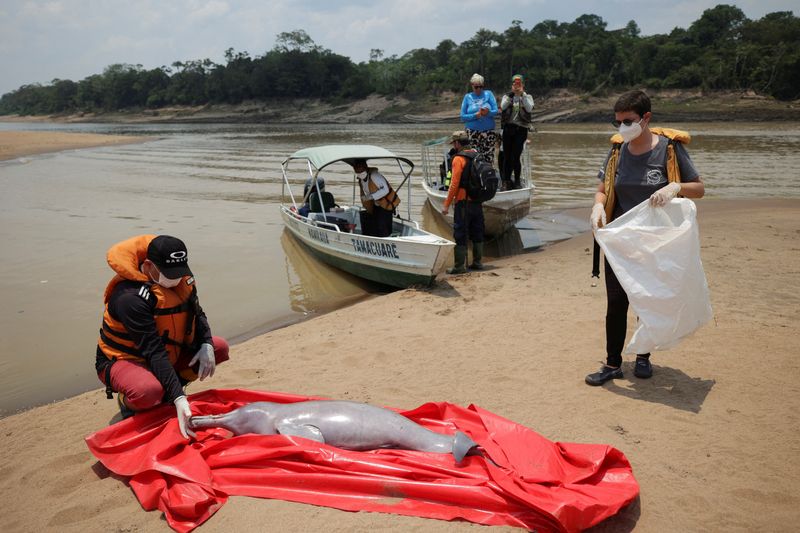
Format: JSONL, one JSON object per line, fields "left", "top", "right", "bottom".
{"left": 500, "top": 74, "right": 534, "bottom": 190}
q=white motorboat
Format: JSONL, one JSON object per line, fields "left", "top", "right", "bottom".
{"left": 280, "top": 145, "right": 455, "bottom": 288}
{"left": 420, "top": 136, "right": 534, "bottom": 236}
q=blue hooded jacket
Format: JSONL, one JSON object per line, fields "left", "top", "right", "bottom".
{"left": 460, "top": 90, "right": 498, "bottom": 132}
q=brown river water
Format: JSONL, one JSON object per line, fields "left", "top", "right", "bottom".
{"left": 1, "top": 121, "right": 798, "bottom": 415}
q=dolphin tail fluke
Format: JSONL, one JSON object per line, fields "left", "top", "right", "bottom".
{"left": 452, "top": 431, "right": 478, "bottom": 463}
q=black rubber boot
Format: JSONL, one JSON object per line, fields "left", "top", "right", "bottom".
{"left": 469, "top": 242, "right": 484, "bottom": 270}
{"left": 448, "top": 245, "right": 467, "bottom": 274}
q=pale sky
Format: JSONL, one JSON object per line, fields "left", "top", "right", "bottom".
{"left": 0, "top": 0, "right": 796, "bottom": 96}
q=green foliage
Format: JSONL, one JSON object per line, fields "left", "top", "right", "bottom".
{"left": 2, "top": 8, "right": 798, "bottom": 116}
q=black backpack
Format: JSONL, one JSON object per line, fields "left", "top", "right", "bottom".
{"left": 458, "top": 151, "right": 499, "bottom": 203}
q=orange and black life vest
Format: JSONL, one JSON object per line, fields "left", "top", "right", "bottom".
{"left": 603, "top": 127, "right": 690, "bottom": 222}
{"left": 366, "top": 170, "right": 401, "bottom": 212}
{"left": 97, "top": 235, "right": 198, "bottom": 368}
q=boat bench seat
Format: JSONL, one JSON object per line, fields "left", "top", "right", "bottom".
{"left": 309, "top": 212, "right": 356, "bottom": 232}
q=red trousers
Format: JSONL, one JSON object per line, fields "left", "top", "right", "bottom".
{"left": 99, "top": 336, "right": 229, "bottom": 410}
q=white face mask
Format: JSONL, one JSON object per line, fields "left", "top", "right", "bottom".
{"left": 145, "top": 264, "right": 182, "bottom": 288}
{"left": 356, "top": 170, "right": 367, "bottom": 180}
{"left": 156, "top": 273, "right": 182, "bottom": 288}
{"left": 618, "top": 118, "right": 644, "bottom": 142}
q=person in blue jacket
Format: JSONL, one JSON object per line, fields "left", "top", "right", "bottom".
{"left": 460, "top": 73, "right": 498, "bottom": 164}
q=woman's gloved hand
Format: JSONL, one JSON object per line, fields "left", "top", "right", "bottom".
{"left": 174, "top": 395, "right": 196, "bottom": 440}
{"left": 190, "top": 342, "right": 215, "bottom": 380}
{"left": 650, "top": 182, "right": 681, "bottom": 207}
{"left": 590, "top": 202, "right": 606, "bottom": 230}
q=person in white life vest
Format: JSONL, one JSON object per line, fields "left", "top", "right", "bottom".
{"left": 352, "top": 158, "right": 400, "bottom": 237}
{"left": 95, "top": 235, "right": 229, "bottom": 439}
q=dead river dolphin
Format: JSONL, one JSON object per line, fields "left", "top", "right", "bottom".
{"left": 189, "top": 400, "right": 478, "bottom": 463}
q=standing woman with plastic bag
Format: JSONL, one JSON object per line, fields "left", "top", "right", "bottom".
{"left": 586, "top": 90, "right": 705, "bottom": 386}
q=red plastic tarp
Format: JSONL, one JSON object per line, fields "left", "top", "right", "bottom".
{"left": 85, "top": 389, "right": 638, "bottom": 532}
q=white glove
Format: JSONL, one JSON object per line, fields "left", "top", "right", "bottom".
{"left": 590, "top": 202, "right": 606, "bottom": 230}
{"left": 174, "top": 395, "right": 195, "bottom": 440}
{"left": 189, "top": 342, "right": 215, "bottom": 381}
{"left": 650, "top": 182, "right": 681, "bottom": 207}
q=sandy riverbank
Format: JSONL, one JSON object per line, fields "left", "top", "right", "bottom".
{"left": 0, "top": 197, "right": 798, "bottom": 531}
{"left": 0, "top": 131, "right": 152, "bottom": 161}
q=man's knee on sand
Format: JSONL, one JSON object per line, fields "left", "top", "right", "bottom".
{"left": 211, "top": 336, "right": 230, "bottom": 364}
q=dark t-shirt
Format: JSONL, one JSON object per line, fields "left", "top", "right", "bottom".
{"left": 309, "top": 191, "right": 336, "bottom": 212}
{"left": 95, "top": 280, "right": 212, "bottom": 402}
{"left": 598, "top": 136, "right": 700, "bottom": 217}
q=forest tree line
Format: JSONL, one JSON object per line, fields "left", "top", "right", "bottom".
{"left": 1, "top": 4, "right": 798, "bottom": 116}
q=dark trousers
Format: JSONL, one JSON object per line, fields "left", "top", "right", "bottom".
{"left": 453, "top": 200, "right": 485, "bottom": 246}
{"left": 501, "top": 124, "right": 528, "bottom": 186}
{"left": 605, "top": 259, "right": 650, "bottom": 367}
{"left": 361, "top": 207, "right": 393, "bottom": 237}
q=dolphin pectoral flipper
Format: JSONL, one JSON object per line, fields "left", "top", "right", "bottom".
{"left": 452, "top": 431, "right": 478, "bottom": 463}
{"left": 276, "top": 422, "right": 325, "bottom": 444}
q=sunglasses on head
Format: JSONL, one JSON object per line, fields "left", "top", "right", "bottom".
{"left": 611, "top": 117, "right": 642, "bottom": 128}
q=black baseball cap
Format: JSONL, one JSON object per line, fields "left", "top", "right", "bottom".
{"left": 147, "top": 235, "right": 192, "bottom": 278}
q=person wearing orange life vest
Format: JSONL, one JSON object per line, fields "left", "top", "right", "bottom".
{"left": 353, "top": 158, "right": 400, "bottom": 237}
{"left": 586, "top": 90, "right": 705, "bottom": 386}
{"left": 95, "top": 235, "right": 229, "bottom": 439}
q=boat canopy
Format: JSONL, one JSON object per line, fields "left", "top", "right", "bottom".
{"left": 281, "top": 144, "right": 416, "bottom": 220}
{"left": 283, "top": 145, "right": 414, "bottom": 171}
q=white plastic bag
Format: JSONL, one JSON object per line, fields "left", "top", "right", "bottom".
{"left": 594, "top": 198, "right": 712, "bottom": 354}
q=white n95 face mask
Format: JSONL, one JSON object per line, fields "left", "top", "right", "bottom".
{"left": 356, "top": 171, "right": 367, "bottom": 180}
{"left": 619, "top": 119, "right": 643, "bottom": 142}
{"left": 157, "top": 273, "right": 182, "bottom": 288}
{"left": 143, "top": 262, "right": 183, "bottom": 288}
